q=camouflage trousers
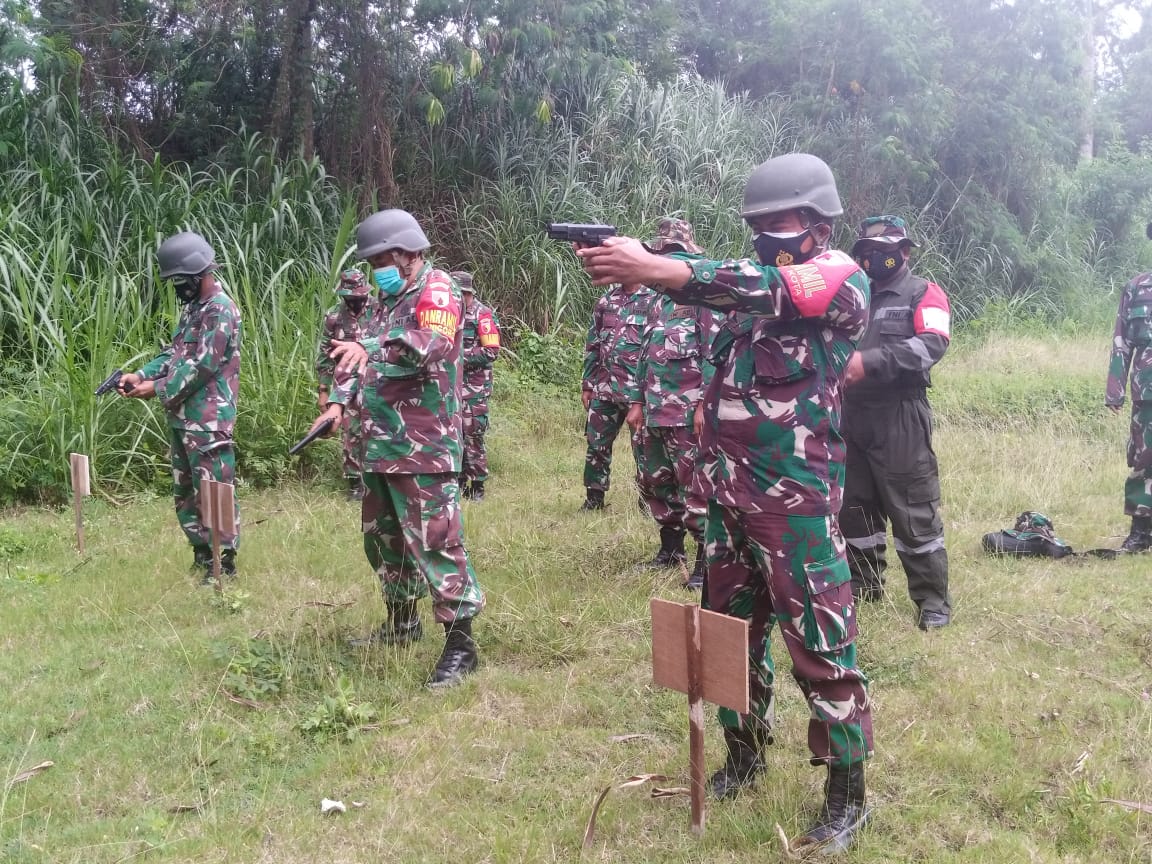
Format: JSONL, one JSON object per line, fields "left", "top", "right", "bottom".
{"left": 703, "top": 502, "right": 873, "bottom": 768}
{"left": 362, "top": 472, "right": 485, "bottom": 624}
{"left": 340, "top": 397, "right": 364, "bottom": 480}
{"left": 1125, "top": 402, "right": 1152, "bottom": 517}
{"left": 634, "top": 425, "right": 705, "bottom": 541}
{"left": 170, "top": 427, "right": 239, "bottom": 551}
{"left": 462, "top": 406, "right": 490, "bottom": 483}
{"left": 583, "top": 399, "right": 635, "bottom": 491}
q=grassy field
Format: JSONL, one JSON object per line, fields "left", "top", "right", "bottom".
{"left": 2, "top": 333, "right": 1151, "bottom": 863}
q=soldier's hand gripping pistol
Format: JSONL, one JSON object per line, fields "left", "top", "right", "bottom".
{"left": 545, "top": 223, "right": 618, "bottom": 246}
{"left": 94, "top": 369, "right": 135, "bottom": 396}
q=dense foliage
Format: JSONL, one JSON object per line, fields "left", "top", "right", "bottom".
{"left": 1, "top": 0, "right": 1151, "bottom": 501}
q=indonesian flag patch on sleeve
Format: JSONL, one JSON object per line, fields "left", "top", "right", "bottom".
{"left": 914, "top": 282, "right": 952, "bottom": 339}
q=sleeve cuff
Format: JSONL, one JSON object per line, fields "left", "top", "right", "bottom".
{"left": 688, "top": 259, "right": 718, "bottom": 284}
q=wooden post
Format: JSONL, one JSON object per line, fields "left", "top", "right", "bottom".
{"left": 69, "top": 453, "right": 90, "bottom": 554}
{"left": 651, "top": 598, "right": 749, "bottom": 838}
{"left": 199, "top": 478, "right": 235, "bottom": 593}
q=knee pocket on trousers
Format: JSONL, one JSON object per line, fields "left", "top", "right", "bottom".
{"left": 801, "top": 556, "right": 857, "bottom": 652}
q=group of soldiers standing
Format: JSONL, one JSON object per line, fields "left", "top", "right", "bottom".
{"left": 109, "top": 149, "right": 1152, "bottom": 856}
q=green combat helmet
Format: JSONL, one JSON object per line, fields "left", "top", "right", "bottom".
{"left": 356, "top": 209, "right": 431, "bottom": 257}
{"left": 335, "top": 269, "right": 370, "bottom": 297}
{"left": 740, "top": 153, "right": 843, "bottom": 220}
{"left": 157, "top": 231, "right": 216, "bottom": 278}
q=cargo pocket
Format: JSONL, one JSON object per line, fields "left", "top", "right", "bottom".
{"left": 753, "top": 336, "right": 814, "bottom": 385}
{"left": 800, "top": 555, "right": 856, "bottom": 652}
{"left": 1125, "top": 304, "right": 1152, "bottom": 346}
{"left": 900, "top": 474, "right": 942, "bottom": 540}
{"left": 420, "top": 481, "right": 463, "bottom": 551}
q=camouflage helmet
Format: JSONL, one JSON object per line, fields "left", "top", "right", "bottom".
{"left": 335, "top": 269, "right": 371, "bottom": 297}
{"left": 157, "top": 231, "right": 216, "bottom": 278}
{"left": 355, "top": 209, "right": 431, "bottom": 258}
{"left": 646, "top": 217, "right": 704, "bottom": 255}
{"left": 740, "top": 153, "right": 843, "bottom": 220}
{"left": 450, "top": 270, "right": 475, "bottom": 293}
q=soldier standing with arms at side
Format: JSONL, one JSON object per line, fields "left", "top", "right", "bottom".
{"left": 579, "top": 278, "right": 658, "bottom": 510}
{"left": 841, "top": 216, "right": 952, "bottom": 629}
{"left": 452, "top": 271, "right": 501, "bottom": 501}
{"left": 308, "top": 210, "right": 485, "bottom": 688}
{"left": 119, "top": 232, "right": 242, "bottom": 581}
{"left": 578, "top": 154, "right": 874, "bottom": 853}
{"left": 316, "top": 269, "right": 376, "bottom": 501}
{"left": 1104, "top": 220, "right": 1152, "bottom": 553}
{"left": 626, "top": 218, "right": 716, "bottom": 585}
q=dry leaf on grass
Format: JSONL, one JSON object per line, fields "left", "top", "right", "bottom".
{"left": 291, "top": 600, "right": 356, "bottom": 613}
{"left": 223, "top": 690, "right": 266, "bottom": 710}
{"left": 582, "top": 774, "right": 669, "bottom": 850}
{"left": 320, "top": 798, "right": 347, "bottom": 815}
{"left": 1099, "top": 798, "right": 1152, "bottom": 815}
{"left": 7, "top": 761, "right": 54, "bottom": 787}
{"left": 167, "top": 803, "right": 201, "bottom": 814}
{"left": 650, "top": 786, "right": 690, "bottom": 799}
{"left": 608, "top": 734, "right": 657, "bottom": 744}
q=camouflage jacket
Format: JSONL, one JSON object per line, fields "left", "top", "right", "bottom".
{"left": 316, "top": 299, "right": 377, "bottom": 391}
{"left": 1106, "top": 271, "right": 1152, "bottom": 406}
{"left": 582, "top": 284, "right": 659, "bottom": 403}
{"left": 329, "top": 263, "right": 464, "bottom": 474}
{"left": 628, "top": 293, "right": 720, "bottom": 428}
{"left": 662, "top": 250, "right": 870, "bottom": 516}
{"left": 138, "top": 289, "right": 242, "bottom": 434}
{"left": 461, "top": 299, "right": 500, "bottom": 411}
{"left": 846, "top": 267, "right": 950, "bottom": 405}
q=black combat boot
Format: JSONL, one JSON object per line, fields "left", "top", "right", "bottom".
{"left": 580, "top": 488, "right": 606, "bottom": 511}
{"left": 796, "top": 762, "right": 869, "bottom": 855}
{"left": 220, "top": 548, "right": 237, "bottom": 578}
{"left": 648, "top": 525, "right": 687, "bottom": 568}
{"left": 428, "top": 619, "right": 479, "bottom": 688}
{"left": 192, "top": 546, "right": 212, "bottom": 573}
{"left": 683, "top": 543, "right": 706, "bottom": 590}
{"left": 1120, "top": 515, "right": 1152, "bottom": 553}
{"left": 710, "top": 724, "right": 769, "bottom": 799}
{"left": 348, "top": 600, "right": 424, "bottom": 647}
{"left": 346, "top": 477, "right": 365, "bottom": 501}
{"left": 463, "top": 480, "right": 485, "bottom": 501}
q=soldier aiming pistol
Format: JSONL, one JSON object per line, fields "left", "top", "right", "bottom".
{"left": 545, "top": 223, "right": 618, "bottom": 246}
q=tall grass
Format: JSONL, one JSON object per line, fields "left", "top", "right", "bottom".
{"left": 0, "top": 89, "right": 356, "bottom": 502}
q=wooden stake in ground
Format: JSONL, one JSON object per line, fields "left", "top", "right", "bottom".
{"left": 651, "top": 598, "right": 749, "bottom": 837}
{"left": 199, "top": 477, "right": 235, "bottom": 593}
{"left": 69, "top": 453, "right": 90, "bottom": 554}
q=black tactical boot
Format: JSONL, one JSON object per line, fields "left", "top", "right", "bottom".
{"left": 648, "top": 525, "right": 687, "bottom": 568}
{"left": 428, "top": 619, "right": 479, "bottom": 688}
{"left": 683, "top": 543, "right": 706, "bottom": 590}
{"left": 710, "top": 724, "right": 769, "bottom": 799}
{"left": 346, "top": 477, "right": 365, "bottom": 501}
{"left": 1120, "top": 515, "right": 1152, "bottom": 553}
{"left": 349, "top": 600, "right": 424, "bottom": 647}
{"left": 464, "top": 480, "right": 485, "bottom": 501}
{"left": 220, "top": 548, "right": 237, "bottom": 578}
{"left": 192, "top": 546, "right": 212, "bottom": 573}
{"left": 580, "top": 488, "right": 605, "bottom": 511}
{"left": 796, "top": 762, "right": 869, "bottom": 855}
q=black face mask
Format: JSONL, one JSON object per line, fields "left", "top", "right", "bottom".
{"left": 173, "top": 275, "right": 201, "bottom": 304}
{"left": 752, "top": 230, "right": 812, "bottom": 267}
{"left": 858, "top": 248, "right": 903, "bottom": 281}
{"left": 345, "top": 298, "right": 367, "bottom": 316}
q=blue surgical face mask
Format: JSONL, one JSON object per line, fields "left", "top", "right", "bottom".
{"left": 372, "top": 266, "right": 404, "bottom": 296}
{"left": 752, "top": 230, "right": 812, "bottom": 267}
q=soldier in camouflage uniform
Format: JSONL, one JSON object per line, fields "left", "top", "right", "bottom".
{"left": 1105, "top": 222, "right": 1152, "bottom": 552}
{"left": 842, "top": 216, "right": 952, "bottom": 630}
{"left": 452, "top": 271, "right": 501, "bottom": 502}
{"left": 120, "top": 232, "right": 242, "bottom": 581}
{"left": 580, "top": 279, "right": 658, "bottom": 510}
{"left": 316, "top": 269, "right": 376, "bottom": 501}
{"left": 578, "top": 154, "right": 873, "bottom": 854}
{"left": 626, "top": 218, "right": 717, "bottom": 585}
{"left": 308, "top": 210, "right": 485, "bottom": 688}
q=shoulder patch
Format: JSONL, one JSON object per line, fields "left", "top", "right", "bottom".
{"left": 780, "top": 251, "right": 859, "bottom": 318}
{"left": 416, "top": 273, "right": 461, "bottom": 340}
